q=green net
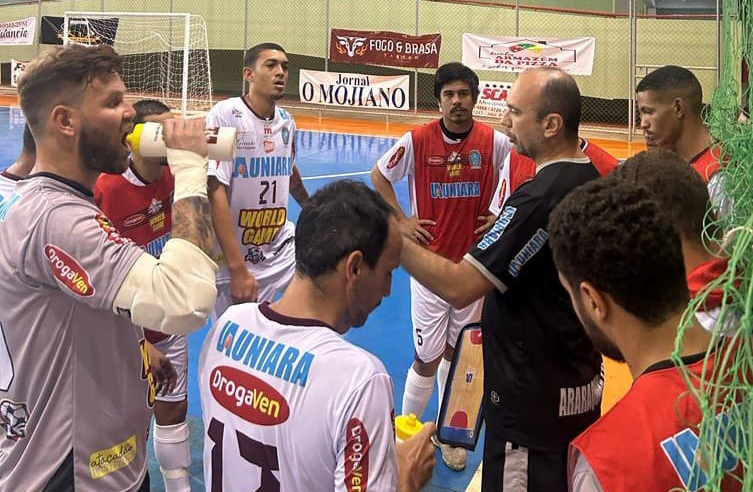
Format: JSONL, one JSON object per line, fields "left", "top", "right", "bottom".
{"left": 672, "top": 0, "right": 753, "bottom": 489}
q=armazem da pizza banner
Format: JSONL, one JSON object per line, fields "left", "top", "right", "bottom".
{"left": 330, "top": 29, "right": 441, "bottom": 69}
{"left": 473, "top": 81, "right": 513, "bottom": 119}
{"left": 462, "top": 33, "right": 595, "bottom": 76}
{"left": 299, "top": 69, "right": 410, "bottom": 111}
{"left": 0, "top": 17, "right": 35, "bottom": 45}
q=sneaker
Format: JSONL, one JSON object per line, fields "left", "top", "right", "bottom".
{"left": 431, "top": 434, "right": 466, "bottom": 471}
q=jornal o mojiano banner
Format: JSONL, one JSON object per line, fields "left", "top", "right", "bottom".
{"left": 462, "top": 33, "right": 595, "bottom": 76}
{"left": 299, "top": 69, "right": 410, "bottom": 111}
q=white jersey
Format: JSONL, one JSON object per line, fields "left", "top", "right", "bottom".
{"left": 0, "top": 170, "right": 20, "bottom": 203}
{"left": 207, "top": 98, "right": 297, "bottom": 284}
{"left": 199, "top": 303, "right": 398, "bottom": 492}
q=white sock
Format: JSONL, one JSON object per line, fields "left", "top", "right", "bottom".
{"left": 154, "top": 422, "right": 192, "bottom": 492}
{"left": 436, "top": 357, "right": 452, "bottom": 411}
{"left": 401, "top": 366, "right": 434, "bottom": 419}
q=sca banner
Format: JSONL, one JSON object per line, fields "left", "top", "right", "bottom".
{"left": 330, "top": 29, "right": 441, "bottom": 69}
{"left": 11, "top": 58, "right": 28, "bottom": 87}
{"left": 0, "top": 17, "right": 35, "bottom": 45}
{"left": 473, "top": 81, "right": 513, "bottom": 119}
{"left": 462, "top": 33, "right": 595, "bottom": 76}
{"left": 299, "top": 69, "right": 410, "bottom": 111}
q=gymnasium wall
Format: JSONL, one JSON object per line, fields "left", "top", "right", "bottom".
{"left": 0, "top": 0, "right": 719, "bottom": 123}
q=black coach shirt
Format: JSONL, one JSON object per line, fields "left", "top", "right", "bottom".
{"left": 464, "top": 159, "right": 604, "bottom": 451}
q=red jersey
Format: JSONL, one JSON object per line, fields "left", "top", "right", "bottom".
{"left": 491, "top": 139, "right": 618, "bottom": 214}
{"left": 689, "top": 146, "right": 722, "bottom": 182}
{"left": 94, "top": 164, "right": 174, "bottom": 343}
{"left": 569, "top": 344, "right": 742, "bottom": 492}
{"left": 510, "top": 139, "right": 619, "bottom": 191}
{"left": 377, "top": 120, "right": 510, "bottom": 262}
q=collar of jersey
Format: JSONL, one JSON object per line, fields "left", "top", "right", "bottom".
{"left": 240, "top": 95, "right": 276, "bottom": 123}
{"left": 27, "top": 171, "right": 93, "bottom": 197}
{"left": 535, "top": 157, "right": 591, "bottom": 174}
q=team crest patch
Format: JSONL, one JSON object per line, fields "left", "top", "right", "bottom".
{"left": 386, "top": 146, "right": 405, "bottom": 169}
{"left": 0, "top": 399, "right": 29, "bottom": 441}
{"left": 44, "top": 244, "right": 95, "bottom": 297}
{"left": 231, "top": 108, "right": 243, "bottom": 118}
{"left": 469, "top": 150, "right": 482, "bottom": 168}
{"left": 281, "top": 127, "right": 290, "bottom": 145}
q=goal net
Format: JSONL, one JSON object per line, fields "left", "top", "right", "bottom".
{"left": 63, "top": 12, "right": 213, "bottom": 115}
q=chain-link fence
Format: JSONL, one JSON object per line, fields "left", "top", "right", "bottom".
{"left": 0, "top": 0, "right": 720, "bottom": 132}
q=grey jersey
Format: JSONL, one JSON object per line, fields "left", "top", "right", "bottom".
{"left": 0, "top": 175, "right": 152, "bottom": 492}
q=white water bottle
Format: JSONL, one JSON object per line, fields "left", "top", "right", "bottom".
{"left": 127, "top": 121, "right": 237, "bottom": 161}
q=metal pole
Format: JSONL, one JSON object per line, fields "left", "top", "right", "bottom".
{"left": 35, "top": 0, "right": 42, "bottom": 55}
{"left": 515, "top": 0, "right": 520, "bottom": 36}
{"left": 628, "top": 0, "right": 636, "bottom": 142}
{"left": 242, "top": 0, "right": 248, "bottom": 95}
{"left": 101, "top": 0, "right": 105, "bottom": 11}
{"left": 414, "top": 0, "right": 419, "bottom": 114}
{"left": 715, "top": 0, "right": 720, "bottom": 83}
{"left": 324, "top": 0, "right": 330, "bottom": 72}
{"left": 181, "top": 13, "right": 190, "bottom": 115}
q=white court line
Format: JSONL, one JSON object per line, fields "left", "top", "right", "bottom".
{"left": 301, "top": 170, "right": 370, "bottom": 181}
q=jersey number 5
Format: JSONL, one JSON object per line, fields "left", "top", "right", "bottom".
{"left": 208, "top": 417, "right": 280, "bottom": 492}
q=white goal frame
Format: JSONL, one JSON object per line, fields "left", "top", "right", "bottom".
{"left": 63, "top": 11, "right": 212, "bottom": 115}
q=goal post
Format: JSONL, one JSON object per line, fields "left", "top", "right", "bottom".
{"left": 63, "top": 11, "right": 213, "bottom": 115}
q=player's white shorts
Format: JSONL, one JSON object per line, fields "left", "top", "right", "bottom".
{"left": 153, "top": 334, "right": 188, "bottom": 403}
{"left": 213, "top": 257, "right": 296, "bottom": 322}
{"left": 410, "top": 276, "right": 483, "bottom": 362}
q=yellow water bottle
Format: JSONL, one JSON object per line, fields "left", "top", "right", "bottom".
{"left": 395, "top": 413, "right": 424, "bottom": 443}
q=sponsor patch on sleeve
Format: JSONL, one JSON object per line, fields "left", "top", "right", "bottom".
{"left": 344, "top": 418, "right": 370, "bottom": 492}
{"left": 95, "top": 214, "right": 130, "bottom": 245}
{"left": 386, "top": 146, "right": 405, "bottom": 169}
{"left": 477, "top": 206, "right": 516, "bottom": 250}
{"left": 44, "top": 244, "right": 95, "bottom": 297}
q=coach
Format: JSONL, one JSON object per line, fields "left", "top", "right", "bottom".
{"left": 399, "top": 67, "right": 603, "bottom": 492}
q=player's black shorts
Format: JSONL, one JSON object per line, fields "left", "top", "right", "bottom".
{"left": 482, "top": 436, "right": 568, "bottom": 492}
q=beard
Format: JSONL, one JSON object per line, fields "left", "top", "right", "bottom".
{"left": 581, "top": 317, "right": 625, "bottom": 362}
{"left": 573, "top": 292, "right": 625, "bottom": 362}
{"left": 79, "top": 123, "right": 130, "bottom": 175}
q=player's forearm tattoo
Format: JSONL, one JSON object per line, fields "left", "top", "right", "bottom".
{"left": 171, "top": 197, "right": 214, "bottom": 255}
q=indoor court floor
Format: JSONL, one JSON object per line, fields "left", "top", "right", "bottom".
{"left": 0, "top": 104, "right": 639, "bottom": 492}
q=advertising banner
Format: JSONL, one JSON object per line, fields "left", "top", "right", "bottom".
{"left": 330, "top": 28, "right": 441, "bottom": 69}
{"left": 473, "top": 80, "right": 513, "bottom": 119}
{"left": 0, "top": 17, "right": 35, "bottom": 45}
{"left": 462, "top": 33, "right": 595, "bottom": 75}
{"left": 299, "top": 69, "right": 410, "bottom": 111}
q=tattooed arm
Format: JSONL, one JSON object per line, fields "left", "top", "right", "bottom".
{"left": 112, "top": 118, "right": 218, "bottom": 334}
{"left": 171, "top": 196, "right": 215, "bottom": 256}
